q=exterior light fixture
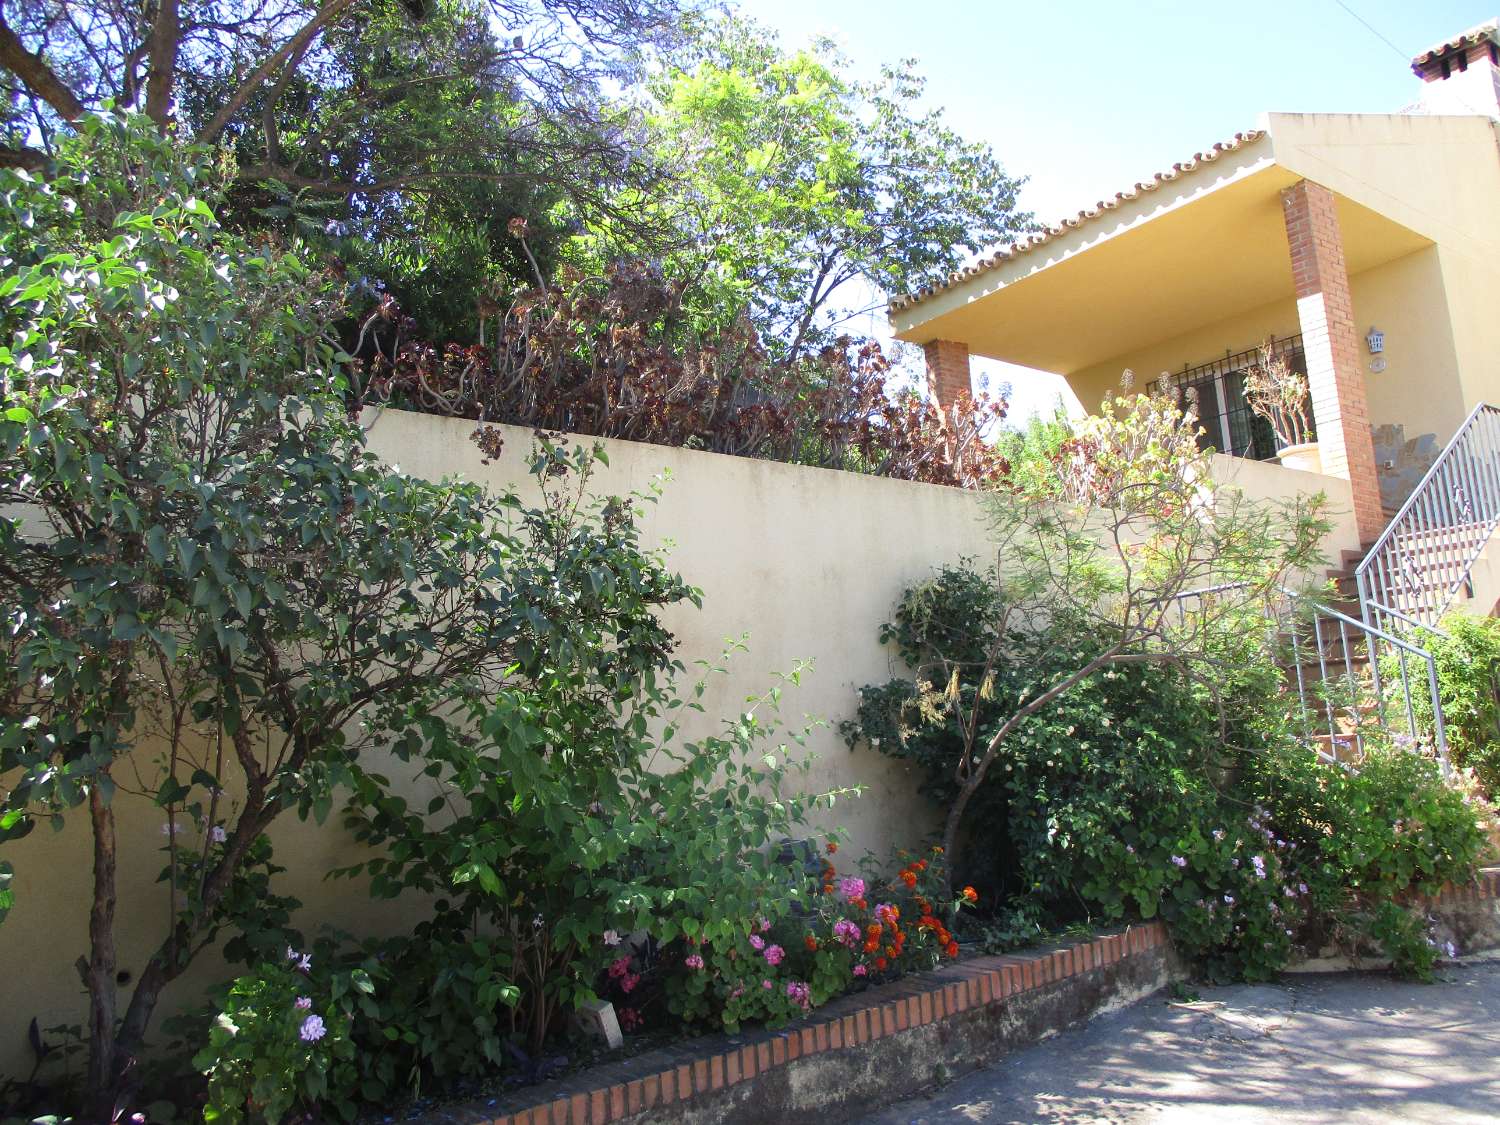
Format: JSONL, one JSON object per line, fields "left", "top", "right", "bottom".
{"left": 1366, "top": 327, "right": 1384, "bottom": 354}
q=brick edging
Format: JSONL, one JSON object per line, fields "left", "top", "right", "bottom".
{"left": 460, "top": 921, "right": 1171, "bottom": 1125}
{"left": 1408, "top": 865, "right": 1500, "bottom": 909}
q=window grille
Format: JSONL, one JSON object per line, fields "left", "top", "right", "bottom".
{"left": 1147, "top": 334, "right": 1310, "bottom": 461}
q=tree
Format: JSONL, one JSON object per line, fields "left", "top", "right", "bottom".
{"left": 861, "top": 393, "right": 1330, "bottom": 892}
{"left": 566, "top": 15, "right": 1032, "bottom": 358}
{"left": 0, "top": 0, "right": 693, "bottom": 322}
{"left": 0, "top": 113, "right": 688, "bottom": 1117}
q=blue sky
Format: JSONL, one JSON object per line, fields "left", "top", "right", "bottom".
{"left": 743, "top": 0, "right": 1497, "bottom": 418}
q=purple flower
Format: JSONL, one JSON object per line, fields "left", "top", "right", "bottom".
{"left": 210, "top": 825, "right": 227, "bottom": 843}
{"left": 1298, "top": 883, "right": 1309, "bottom": 895}
{"left": 763, "top": 944, "right": 785, "bottom": 967}
{"left": 295, "top": 996, "right": 312, "bottom": 1011}
{"left": 1224, "top": 894, "right": 1235, "bottom": 906}
{"left": 838, "top": 876, "right": 866, "bottom": 902}
{"left": 299, "top": 1015, "right": 326, "bottom": 1042}
{"left": 602, "top": 929, "right": 621, "bottom": 947}
{"left": 749, "top": 934, "right": 766, "bottom": 951}
{"left": 1251, "top": 855, "right": 1267, "bottom": 880}
{"left": 833, "top": 919, "right": 861, "bottom": 949}
{"left": 785, "top": 981, "right": 811, "bottom": 1009}
{"left": 685, "top": 954, "right": 704, "bottom": 970}
{"left": 762, "top": 979, "right": 773, "bottom": 990}
{"left": 295, "top": 953, "right": 312, "bottom": 973}
{"left": 1170, "top": 856, "right": 1187, "bottom": 868}
{"left": 852, "top": 964, "right": 868, "bottom": 977}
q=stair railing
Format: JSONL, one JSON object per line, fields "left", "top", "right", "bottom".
{"left": 1356, "top": 402, "right": 1500, "bottom": 633}
{"left": 1165, "top": 583, "right": 1449, "bottom": 771}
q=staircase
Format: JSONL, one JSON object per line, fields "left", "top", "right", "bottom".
{"left": 1356, "top": 402, "right": 1500, "bottom": 633}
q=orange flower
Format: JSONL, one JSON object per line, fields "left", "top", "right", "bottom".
{"left": 932, "top": 846, "right": 944, "bottom": 854}
{"left": 899, "top": 871, "right": 918, "bottom": 888}
{"left": 826, "top": 841, "right": 838, "bottom": 854}
{"left": 805, "top": 935, "right": 819, "bottom": 951}
{"left": 867, "top": 923, "right": 883, "bottom": 938}
{"left": 916, "top": 859, "right": 928, "bottom": 871}
{"left": 946, "top": 941, "right": 959, "bottom": 958}
{"left": 864, "top": 939, "right": 879, "bottom": 954}
{"left": 823, "top": 883, "right": 834, "bottom": 895}
{"left": 962, "top": 886, "right": 978, "bottom": 903}
{"left": 875, "top": 957, "right": 888, "bottom": 971}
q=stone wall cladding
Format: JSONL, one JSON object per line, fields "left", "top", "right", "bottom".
{"left": 415, "top": 923, "right": 1179, "bottom": 1125}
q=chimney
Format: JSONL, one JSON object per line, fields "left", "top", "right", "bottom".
{"left": 1409, "top": 20, "right": 1500, "bottom": 117}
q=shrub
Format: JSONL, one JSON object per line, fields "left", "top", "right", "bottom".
{"left": 849, "top": 560, "right": 1496, "bottom": 983}
{"left": 1396, "top": 614, "right": 1500, "bottom": 795}
{"left": 354, "top": 259, "right": 1011, "bottom": 489}
{"left": 193, "top": 951, "right": 372, "bottom": 1124}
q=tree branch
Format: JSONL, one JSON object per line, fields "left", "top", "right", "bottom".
{"left": 0, "top": 16, "right": 86, "bottom": 121}
{"left": 193, "top": 0, "right": 355, "bottom": 145}
{"left": 143, "top": 0, "right": 181, "bottom": 126}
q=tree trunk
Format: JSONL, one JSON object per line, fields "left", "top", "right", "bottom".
{"left": 85, "top": 783, "right": 120, "bottom": 1123}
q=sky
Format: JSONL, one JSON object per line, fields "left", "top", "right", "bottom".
{"left": 742, "top": 0, "right": 1499, "bottom": 420}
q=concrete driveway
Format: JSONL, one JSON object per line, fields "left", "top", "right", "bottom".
{"left": 867, "top": 961, "right": 1500, "bottom": 1124}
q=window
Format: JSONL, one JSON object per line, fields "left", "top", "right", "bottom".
{"left": 1147, "top": 335, "right": 1309, "bottom": 461}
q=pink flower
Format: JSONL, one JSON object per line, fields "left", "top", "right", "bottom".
{"left": 852, "top": 964, "right": 867, "bottom": 977}
{"left": 749, "top": 934, "right": 766, "bottom": 951}
{"left": 785, "top": 981, "right": 810, "bottom": 1009}
{"left": 763, "top": 944, "right": 785, "bottom": 966}
{"left": 762, "top": 979, "right": 773, "bottom": 990}
{"left": 759, "top": 918, "right": 772, "bottom": 933}
{"left": 607, "top": 955, "right": 632, "bottom": 980}
{"left": 299, "top": 1015, "right": 326, "bottom": 1042}
{"left": 294, "top": 996, "right": 312, "bottom": 1011}
{"left": 838, "top": 876, "right": 866, "bottom": 902}
{"left": 684, "top": 954, "right": 704, "bottom": 970}
{"left": 620, "top": 972, "right": 641, "bottom": 994}
{"left": 875, "top": 903, "right": 899, "bottom": 927}
{"left": 603, "top": 929, "right": 621, "bottom": 947}
{"left": 833, "top": 919, "right": 861, "bottom": 949}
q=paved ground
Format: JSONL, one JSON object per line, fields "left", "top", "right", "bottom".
{"left": 868, "top": 961, "right": 1500, "bottom": 1124}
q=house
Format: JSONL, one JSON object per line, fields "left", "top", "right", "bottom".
{"left": 890, "top": 20, "right": 1500, "bottom": 557}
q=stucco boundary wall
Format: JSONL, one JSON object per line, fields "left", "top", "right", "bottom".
{"left": 412, "top": 923, "right": 1183, "bottom": 1125}
{"left": 362, "top": 409, "right": 1363, "bottom": 862}
{"left": 0, "top": 409, "right": 1361, "bottom": 1079}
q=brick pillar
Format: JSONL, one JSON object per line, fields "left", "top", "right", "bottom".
{"left": 923, "top": 339, "right": 972, "bottom": 411}
{"left": 1280, "top": 180, "right": 1384, "bottom": 543}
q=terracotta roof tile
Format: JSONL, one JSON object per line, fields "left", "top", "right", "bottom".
{"left": 1410, "top": 19, "right": 1499, "bottom": 71}
{"left": 887, "top": 129, "right": 1267, "bottom": 316}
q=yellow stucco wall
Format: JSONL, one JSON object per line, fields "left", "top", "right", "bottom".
{"left": 1266, "top": 112, "right": 1500, "bottom": 446}
{"left": 1063, "top": 244, "right": 1469, "bottom": 453}
{"left": 0, "top": 411, "right": 1359, "bottom": 1078}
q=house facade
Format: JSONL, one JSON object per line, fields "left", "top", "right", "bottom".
{"left": 892, "top": 20, "right": 1500, "bottom": 548}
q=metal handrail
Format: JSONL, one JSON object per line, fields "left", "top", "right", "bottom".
{"left": 1356, "top": 402, "right": 1500, "bottom": 632}
{"left": 1164, "top": 581, "right": 1450, "bottom": 771}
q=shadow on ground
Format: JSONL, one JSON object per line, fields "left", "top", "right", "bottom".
{"left": 866, "top": 961, "right": 1500, "bottom": 1124}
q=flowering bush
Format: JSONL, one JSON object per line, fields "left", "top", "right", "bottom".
{"left": 662, "top": 843, "right": 973, "bottom": 1032}
{"left": 193, "top": 950, "right": 372, "bottom": 1124}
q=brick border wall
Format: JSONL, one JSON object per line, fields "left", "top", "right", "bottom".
{"left": 424, "top": 923, "right": 1175, "bottom": 1125}
{"left": 411, "top": 869, "right": 1500, "bottom": 1125}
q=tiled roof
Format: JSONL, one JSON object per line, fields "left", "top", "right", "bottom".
{"left": 1410, "top": 19, "right": 1499, "bottom": 71}
{"left": 887, "top": 129, "right": 1267, "bottom": 315}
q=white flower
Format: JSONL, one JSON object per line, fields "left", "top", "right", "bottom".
{"left": 603, "top": 930, "right": 621, "bottom": 947}
{"left": 210, "top": 825, "right": 227, "bottom": 843}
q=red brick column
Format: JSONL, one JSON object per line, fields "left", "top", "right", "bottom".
{"left": 922, "top": 339, "right": 972, "bottom": 412}
{"left": 1280, "top": 180, "right": 1384, "bottom": 543}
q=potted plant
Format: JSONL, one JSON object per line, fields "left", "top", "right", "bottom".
{"left": 1244, "top": 337, "right": 1319, "bottom": 472}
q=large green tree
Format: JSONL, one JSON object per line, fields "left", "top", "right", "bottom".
{"left": 568, "top": 16, "right": 1032, "bottom": 358}
{"left": 0, "top": 113, "right": 687, "bottom": 1117}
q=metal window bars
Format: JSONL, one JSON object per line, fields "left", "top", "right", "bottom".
{"left": 1147, "top": 335, "right": 1309, "bottom": 462}
{"left": 1356, "top": 402, "right": 1500, "bottom": 634}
